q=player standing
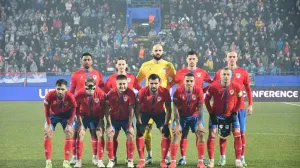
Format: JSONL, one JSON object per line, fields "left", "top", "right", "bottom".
{"left": 43, "top": 79, "right": 77, "bottom": 168}
{"left": 213, "top": 50, "right": 253, "bottom": 166}
{"left": 205, "top": 67, "right": 244, "bottom": 168}
{"left": 170, "top": 73, "right": 206, "bottom": 168}
{"left": 106, "top": 75, "right": 136, "bottom": 168}
{"left": 69, "top": 52, "right": 105, "bottom": 165}
{"left": 103, "top": 56, "right": 141, "bottom": 93}
{"left": 174, "top": 50, "right": 212, "bottom": 165}
{"left": 136, "top": 44, "right": 176, "bottom": 164}
{"left": 135, "top": 74, "right": 172, "bottom": 168}
{"left": 74, "top": 78, "right": 112, "bottom": 168}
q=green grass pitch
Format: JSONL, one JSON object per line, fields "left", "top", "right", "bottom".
{"left": 0, "top": 102, "right": 300, "bottom": 168}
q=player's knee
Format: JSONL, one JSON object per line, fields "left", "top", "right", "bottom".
{"left": 208, "top": 129, "right": 216, "bottom": 138}
{"left": 233, "top": 127, "right": 241, "bottom": 133}
{"left": 127, "top": 133, "right": 134, "bottom": 141}
{"left": 196, "top": 132, "right": 205, "bottom": 143}
{"left": 65, "top": 129, "right": 74, "bottom": 138}
{"left": 44, "top": 133, "right": 52, "bottom": 139}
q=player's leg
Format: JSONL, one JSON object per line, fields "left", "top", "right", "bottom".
{"left": 177, "top": 116, "right": 189, "bottom": 166}
{"left": 44, "top": 116, "right": 57, "bottom": 168}
{"left": 70, "top": 117, "right": 78, "bottom": 165}
{"left": 155, "top": 113, "right": 170, "bottom": 168}
{"left": 106, "top": 120, "right": 117, "bottom": 168}
{"left": 89, "top": 120, "right": 99, "bottom": 165}
{"left": 74, "top": 117, "right": 88, "bottom": 168}
{"left": 168, "top": 119, "right": 182, "bottom": 168}
{"left": 238, "top": 109, "right": 247, "bottom": 166}
{"left": 136, "top": 113, "right": 149, "bottom": 168}
{"left": 191, "top": 116, "right": 206, "bottom": 168}
{"left": 96, "top": 120, "right": 105, "bottom": 168}
{"left": 124, "top": 120, "right": 135, "bottom": 168}
{"left": 144, "top": 119, "right": 153, "bottom": 165}
{"left": 207, "top": 117, "right": 217, "bottom": 168}
{"left": 232, "top": 119, "right": 243, "bottom": 168}
{"left": 62, "top": 118, "right": 76, "bottom": 168}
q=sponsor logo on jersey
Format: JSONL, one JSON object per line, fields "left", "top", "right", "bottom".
{"left": 192, "top": 95, "right": 197, "bottom": 100}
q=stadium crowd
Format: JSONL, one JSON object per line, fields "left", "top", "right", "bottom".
{"left": 0, "top": 0, "right": 300, "bottom": 75}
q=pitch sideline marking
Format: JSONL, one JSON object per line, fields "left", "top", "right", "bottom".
{"left": 281, "top": 102, "right": 300, "bottom": 107}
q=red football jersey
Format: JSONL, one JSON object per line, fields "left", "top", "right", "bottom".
{"left": 173, "top": 86, "right": 204, "bottom": 117}
{"left": 44, "top": 90, "right": 77, "bottom": 124}
{"left": 205, "top": 80, "right": 243, "bottom": 117}
{"left": 106, "top": 88, "right": 136, "bottom": 120}
{"left": 137, "top": 86, "right": 171, "bottom": 114}
{"left": 75, "top": 88, "right": 106, "bottom": 119}
{"left": 175, "top": 68, "right": 212, "bottom": 87}
{"left": 103, "top": 73, "right": 142, "bottom": 93}
{"left": 213, "top": 67, "right": 253, "bottom": 109}
{"left": 70, "top": 69, "right": 104, "bottom": 94}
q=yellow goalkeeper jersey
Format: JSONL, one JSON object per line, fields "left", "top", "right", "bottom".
{"left": 136, "top": 59, "right": 176, "bottom": 89}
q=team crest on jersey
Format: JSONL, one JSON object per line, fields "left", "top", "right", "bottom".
{"left": 64, "top": 101, "right": 68, "bottom": 106}
{"left": 127, "top": 78, "right": 131, "bottom": 83}
{"left": 157, "top": 96, "right": 162, "bottom": 102}
{"left": 230, "top": 90, "right": 234, "bottom": 95}
{"left": 192, "top": 95, "right": 197, "bottom": 100}
{"left": 53, "top": 101, "right": 56, "bottom": 105}
{"left": 236, "top": 73, "right": 241, "bottom": 78}
{"left": 196, "top": 73, "right": 201, "bottom": 77}
{"left": 93, "top": 75, "right": 97, "bottom": 80}
{"left": 94, "top": 98, "right": 99, "bottom": 103}
{"left": 123, "top": 96, "right": 128, "bottom": 102}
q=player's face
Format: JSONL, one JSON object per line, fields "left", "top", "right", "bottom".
{"left": 184, "top": 76, "right": 195, "bottom": 91}
{"left": 81, "top": 56, "right": 93, "bottom": 69}
{"left": 226, "top": 51, "right": 238, "bottom": 67}
{"left": 152, "top": 45, "right": 163, "bottom": 59}
{"left": 186, "top": 55, "right": 198, "bottom": 67}
{"left": 85, "top": 82, "right": 96, "bottom": 96}
{"left": 116, "top": 79, "right": 128, "bottom": 93}
{"left": 221, "top": 69, "right": 232, "bottom": 86}
{"left": 149, "top": 79, "right": 160, "bottom": 93}
{"left": 55, "top": 84, "right": 67, "bottom": 98}
{"left": 116, "top": 60, "right": 127, "bottom": 73}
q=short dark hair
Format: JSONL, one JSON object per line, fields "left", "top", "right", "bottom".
{"left": 85, "top": 78, "right": 96, "bottom": 86}
{"left": 148, "top": 74, "right": 161, "bottom": 81}
{"left": 184, "top": 73, "right": 195, "bottom": 78}
{"left": 116, "top": 74, "right": 127, "bottom": 81}
{"left": 187, "top": 50, "right": 197, "bottom": 57}
{"left": 81, "top": 52, "right": 93, "bottom": 59}
{"left": 56, "top": 79, "right": 68, "bottom": 86}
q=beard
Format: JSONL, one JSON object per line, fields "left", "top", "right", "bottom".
{"left": 153, "top": 54, "right": 163, "bottom": 61}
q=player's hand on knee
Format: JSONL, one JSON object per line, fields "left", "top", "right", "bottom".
{"left": 162, "top": 124, "right": 170, "bottom": 137}
{"left": 172, "top": 124, "right": 181, "bottom": 135}
{"left": 196, "top": 124, "right": 205, "bottom": 134}
{"left": 136, "top": 123, "right": 145, "bottom": 137}
{"left": 96, "top": 126, "right": 103, "bottom": 137}
{"left": 210, "top": 114, "right": 218, "bottom": 124}
{"left": 44, "top": 124, "right": 53, "bottom": 137}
